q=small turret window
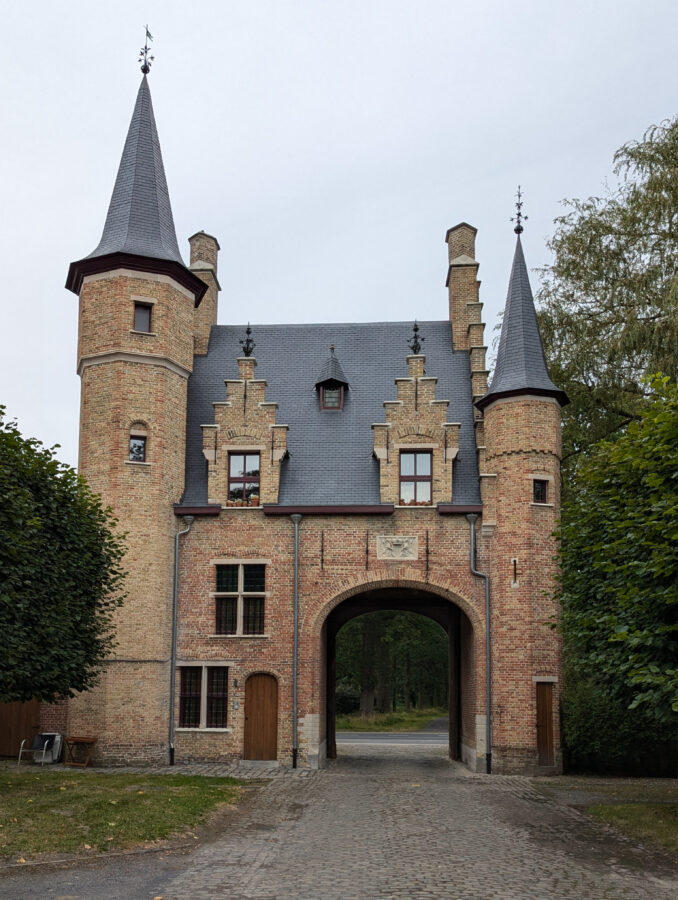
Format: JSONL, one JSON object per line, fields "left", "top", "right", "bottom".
{"left": 129, "top": 424, "right": 148, "bottom": 463}
{"left": 533, "top": 479, "right": 548, "bottom": 504}
{"left": 134, "top": 302, "right": 152, "bottom": 333}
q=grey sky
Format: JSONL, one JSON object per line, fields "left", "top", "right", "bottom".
{"left": 1, "top": 0, "right": 676, "bottom": 468}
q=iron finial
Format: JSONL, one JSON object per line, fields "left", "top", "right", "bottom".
{"left": 511, "top": 185, "right": 527, "bottom": 235}
{"left": 240, "top": 323, "right": 256, "bottom": 358}
{"left": 408, "top": 320, "right": 424, "bottom": 355}
{"left": 330, "top": 344, "right": 335, "bottom": 355}
{"left": 139, "top": 25, "right": 155, "bottom": 74}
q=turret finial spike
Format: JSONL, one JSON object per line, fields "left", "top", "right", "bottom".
{"left": 511, "top": 185, "right": 527, "bottom": 235}
{"left": 139, "top": 25, "right": 155, "bottom": 74}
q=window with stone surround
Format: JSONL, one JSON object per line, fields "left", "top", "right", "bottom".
{"left": 533, "top": 479, "right": 549, "bottom": 504}
{"left": 133, "top": 302, "right": 152, "bottom": 333}
{"left": 179, "top": 665, "right": 229, "bottom": 729}
{"left": 399, "top": 451, "right": 432, "bottom": 505}
{"left": 215, "top": 563, "right": 266, "bottom": 635}
{"left": 129, "top": 425, "right": 148, "bottom": 462}
{"left": 228, "top": 453, "right": 260, "bottom": 506}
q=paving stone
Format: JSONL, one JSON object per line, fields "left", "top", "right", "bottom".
{"left": 2, "top": 747, "right": 677, "bottom": 899}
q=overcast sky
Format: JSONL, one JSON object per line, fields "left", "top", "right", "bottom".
{"left": 1, "top": 0, "right": 676, "bottom": 468}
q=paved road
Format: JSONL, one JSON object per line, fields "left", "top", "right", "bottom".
{"left": 2, "top": 746, "right": 677, "bottom": 900}
{"left": 337, "top": 731, "right": 448, "bottom": 745}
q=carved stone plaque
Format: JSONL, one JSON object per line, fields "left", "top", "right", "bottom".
{"left": 376, "top": 535, "right": 418, "bottom": 561}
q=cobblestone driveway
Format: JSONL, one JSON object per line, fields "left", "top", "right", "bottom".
{"left": 2, "top": 746, "right": 677, "bottom": 899}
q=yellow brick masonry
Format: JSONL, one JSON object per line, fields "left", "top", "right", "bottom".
{"left": 68, "top": 268, "right": 203, "bottom": 763}
{"left": 203, "top": 357, "right": 289, "bottom": 506}
{"left": 58, "top": 222, "right": 564, "bottom": 775}
{"left": 372, "top": 354, "right": 460, "bottom": 505}
{"left": 189, "top": 231, "right": 220, "bottom": 356}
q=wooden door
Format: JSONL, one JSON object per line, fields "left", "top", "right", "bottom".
{"left": 0, "top": 700, "right": 41, "bottom": 757}
{"left": 244, "top": 674, "right": 278, "bottom": 760}
{"left": 536, "top": 682, "right": 554, "bottom": 766}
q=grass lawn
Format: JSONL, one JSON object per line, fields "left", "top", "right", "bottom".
{"left": 587, "top": 803, "right": 678, "bottom": 857}
{"left": 336, "top": 707, "right": 447, "bottom": 732}
{"left": 0, "top": 768, "right": 242, "bottom": 861}
{"left": 537, "top": 777, "right": 678, "bottom": 859}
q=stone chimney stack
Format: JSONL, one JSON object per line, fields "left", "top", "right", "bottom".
{"left": 190, "top": 231, "right": 220, "bottom": 355}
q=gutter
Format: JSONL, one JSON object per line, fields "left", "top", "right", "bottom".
{"left": 290, "top": 514, "right": 303, "bottom": 768}
{"left": 169, "top": 515, "right": 194, "bottom": 766}
{"left": 466, "top": 513, "right": 492, "bottom": 774}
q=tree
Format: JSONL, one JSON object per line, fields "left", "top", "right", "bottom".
{"left": 0, "top": 410, "right": 126, "bottom": 703}
{"left": 537, "top": 117, "right": 678, "bottom": 470}
{"left": 336, "top": 611, "right": 448, "bottom": 715}
{"left": 557, "top": 378, "right": 678, "bottom": 725}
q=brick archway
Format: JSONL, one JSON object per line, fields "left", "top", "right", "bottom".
{"left": 320, "top": 584, "right": 477, "bottom": 765}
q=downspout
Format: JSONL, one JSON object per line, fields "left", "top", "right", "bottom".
{"left": 290, "top": 514, "right": 303, "bottom": 768}
{"left": 169, "top": 515, "right": 194, "bottom": 766}
{"left": 467, "top": 513, "right": 491, "bottom": 774}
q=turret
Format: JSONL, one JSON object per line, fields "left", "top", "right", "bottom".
{"left": 477, "top": 216, "right": 568, "bottom": 774}
{"left": 64, "top": 72, "right": 207, "bottom": 763}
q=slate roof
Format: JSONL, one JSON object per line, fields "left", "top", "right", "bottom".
{"left": 477, "top": 236, "right": 567, "bottom": 409}
{"left": 182, "top": 321, "right": 481, "bottom": 507}
{"left": 315, "top": 348, "right": 350, "bottom": 387}
{"left": 85, "top": 76, "right": 185, "bottom": 265}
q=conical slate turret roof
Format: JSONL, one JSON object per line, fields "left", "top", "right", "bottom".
{"left": 477, "top": 236, "right": 567, "bottom": 409}
{"left": 86, "top": 76, "right": 184, "bottom": 264}
{"left": 315, "top": 346, "right": 349, "bottom": 388}
{"left": 66, "top": 77, "right": 206, "bottom": 303}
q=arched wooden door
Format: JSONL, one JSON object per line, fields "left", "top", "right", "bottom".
{"left": 244, "top": 674, "right": 278, "bottom": 760}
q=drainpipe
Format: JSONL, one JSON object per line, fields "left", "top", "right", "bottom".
{"left": 467, "top": 513, "right": 491, "bottom": 774}
{"left": 291, "top": 514, "right": 303, "bottom": 768}
{"left": 169, "top": 515, "right": 194, "bottom": 766}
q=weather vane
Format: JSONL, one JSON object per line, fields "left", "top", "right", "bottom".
{"left": 139, "top": 25, "right": 155, "bottom": 74}
{"left": 240, "top": 323, "right": 256, "bottom": 357}
{"left": 408, "top": 320, "right": 424, "bottom": 355}
{"left": 511, "top": 185, "right": 527, "bottom": 234}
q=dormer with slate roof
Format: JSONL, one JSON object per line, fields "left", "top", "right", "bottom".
{"left": 315, "top": 345, "right": 349, "bottom": 410}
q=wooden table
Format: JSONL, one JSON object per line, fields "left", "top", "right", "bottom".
{"left": 64, "top": 735, "right": 97, "bottom": 768}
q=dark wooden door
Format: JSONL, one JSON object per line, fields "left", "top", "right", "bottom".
{"left": 536, "top": 682, "right": 554, "bottom": 766}
{"left": 244, "top": 674, "right": 278, "bottom": 760}
{"left": 0, "top": 700, "right": 41, "bottom": 757}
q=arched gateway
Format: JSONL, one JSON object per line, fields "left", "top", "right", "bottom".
{"left": 322, "top": 585, "right": 476, "bottom": 765}
{"left": 48, "top": 69, "right": 567, "bottom": 776}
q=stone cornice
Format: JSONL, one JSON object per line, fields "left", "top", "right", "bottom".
{"left": 78, "top": 350, "right": 191, "bottom": 379}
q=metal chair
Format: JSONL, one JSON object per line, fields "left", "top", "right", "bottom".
{"left": 18, "top": 732, "right": 63, "bottom": 766}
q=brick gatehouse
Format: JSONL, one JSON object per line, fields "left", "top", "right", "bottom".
{"left": 43, "top": 72, "right": 567, "bottom": 775}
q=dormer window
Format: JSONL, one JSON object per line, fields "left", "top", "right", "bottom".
{"left": 320, "top": 384, "right": 344, "bottom": 410}
{"left": 315, "top": 345, "right": 349, "bottom": 413}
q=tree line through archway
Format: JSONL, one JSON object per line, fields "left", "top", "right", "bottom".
{"left": 335, "top": 611, "right": 448, "bottom": 720}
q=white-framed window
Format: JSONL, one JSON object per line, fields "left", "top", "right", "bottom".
{"left": 214, "top": 563, "right": 266, "bottom": 635}
{"left": 178, "top": 665, "right": 229, "bottom": 729}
